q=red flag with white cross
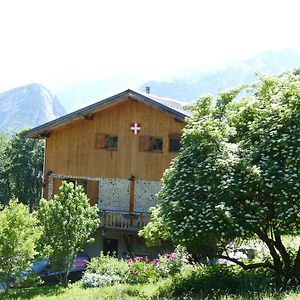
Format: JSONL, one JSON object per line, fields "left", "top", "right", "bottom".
{"left": 131, "top": 123, "right": 141, "bottom": 134}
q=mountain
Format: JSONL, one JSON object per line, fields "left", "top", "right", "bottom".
{"left": 54, "top": 49, "right": 300, "bottom": 112}
{"left": 56, "top": 73, "right": 146, "bottom": 113}
{"left": 139, "top": 49, "right": 300, "bottom": 101}
{"left": 0, "top": 83, "right": 66, "bottom": 133}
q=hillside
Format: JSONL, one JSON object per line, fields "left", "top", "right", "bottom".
{"left": 139, "top": 49, "right": 300, "bottom": 101}
{"left": 0, "top": 83, "right": 66, "bottom": 133}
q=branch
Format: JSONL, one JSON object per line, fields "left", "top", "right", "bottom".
{"left": 218, "top": 255, "right": 274, "bottom": 270}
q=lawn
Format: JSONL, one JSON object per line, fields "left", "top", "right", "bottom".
{"left": 3, "top": 268, "right": 300, "bottom": 300}
{"left": 4, "top": 241, "right": 300, "bottom": 300}
{"left": 3, "top": 279, "right": 300, "bottom": 300}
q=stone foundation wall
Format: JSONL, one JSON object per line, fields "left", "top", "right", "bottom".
{"left": 48, "top": 174, "right": 161, "bottom": 212}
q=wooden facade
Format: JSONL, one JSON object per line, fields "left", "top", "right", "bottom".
{"left": 44, "top": 97, "right": 185, "bottom": 181}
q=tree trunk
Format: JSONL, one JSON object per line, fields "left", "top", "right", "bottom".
{"left": 274, "top": 234, "right": 292, "bottom": 278}
{"left": 257, "top": 230, "right": 283, "bottom": 273}
{"left": 291, "top": 247, "right": 300, "bottom": 279}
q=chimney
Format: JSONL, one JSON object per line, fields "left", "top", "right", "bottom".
{"left": 145, "top": 86, "right": 150, "bottom": 94}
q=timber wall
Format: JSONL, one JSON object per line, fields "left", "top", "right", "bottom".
{"left": 44, "top": 97, "right": 185, "bottom": 181}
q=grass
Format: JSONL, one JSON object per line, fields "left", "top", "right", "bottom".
{"left": 3, "top": 281, "right": 300, "bottom": 300}
{"left": 4, "top": 251, "right": 300, "bottom": 300}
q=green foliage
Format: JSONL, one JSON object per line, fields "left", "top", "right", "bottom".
{"left": 158, "top": 245, "right": 191, "bottom": 277}
{"left": 0, "top": 129, "right": 44, "bottom": 207}
{"left": 126, "top": 246, "right": 190, "bottom": 284}
{"left": 83, "top": 252, "right": 129, "bottom": 286}
{"left": 81, "top": 273, "right": 120, "bottom": 288}
{"left": 0, "top": 199, "right": 42, "bottom": 290}
{"left": 126, "top": 258, "right": 160, "bottom": 284}
{"left": 141, "top": 68, "right": 300, "bottom": 279}
{"left": 0, "top": 132, "right": 10, "bottom": 204}
{"left": 156, "top": 265, "right": 277, "bottom": 299}
{"left": 138, "top": 205, "right": 170, "bottom": 246}
{"left": 37, "top": 181, "right": 100, "bottom": 285}
{"left": 6, "top": 266, "right": 300, "bottom": 300}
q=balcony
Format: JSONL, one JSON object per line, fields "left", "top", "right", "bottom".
{"left": 99, "top": 209, "right": 151, "bottom": 233}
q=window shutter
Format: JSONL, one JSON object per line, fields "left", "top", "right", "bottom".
{"left": 168, "top": 132, "right": 181, "bottom": 139}
{"left": 87, "top": 180, "right": 99, "bottom": 206}
{"left": 139, "top": 135, "right": 153, "bottom": 151}
{"left": 95, "top": 133, "right": 107, "bottom": 149}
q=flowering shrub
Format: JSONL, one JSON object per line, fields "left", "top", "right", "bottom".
{"left": 141, "top": 70, "right": 300, "bottom": 280}
{"left": 126, "top": 256, "right": 160, "bottom": 284}
{"left": 158, "top": 245, "right": 190, "bottom": 276}
{"left": 126, "top": 246, "right": 190, "bottom": 284}
{"left": 81, "top": 273, "right": 120, "bottom": 288}
{"left": 82, "top": 252, "right": 129, "bottom": 287}
{"left": 85, "top": 252, "right": 129, "bottom": 279}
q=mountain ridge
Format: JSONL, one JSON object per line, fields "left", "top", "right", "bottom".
{"left": 139, "top": 49, "right": 300, "bottom": 101}
{"left": 0, "top": 83, "right": 66, "bottom": 133}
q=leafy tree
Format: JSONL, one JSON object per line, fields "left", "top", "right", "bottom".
{"left": 6, "top": 130, "right": 44, "bottom": 208}
{"left": 37, "top": 181, "right": 100, "bottom": 285}
{"left": 0, "top": 199, "right": 41, "bottom": 291}
{"left": 0, "top": 133, "right": 10, "bottom": 204}
{"left": 0, "top": 129, "right": 44, "bottom": 207}
{"left": 140, "top": 69, "right": 300, "bottom": 281}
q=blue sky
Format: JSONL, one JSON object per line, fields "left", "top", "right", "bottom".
{"left": 0, "top": 0, "right": 299, "bottom": 93}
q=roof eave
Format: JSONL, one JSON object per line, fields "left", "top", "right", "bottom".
{"left": 23, "top": 89, "right": 189, "bottom": 139}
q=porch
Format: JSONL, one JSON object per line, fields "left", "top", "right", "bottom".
{"left": 99, "top": 209, "right": 151, "bottom": 233}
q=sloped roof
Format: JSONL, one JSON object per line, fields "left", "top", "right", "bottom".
{"left": 23, "top": 89, "right": 192, "bottom": 139}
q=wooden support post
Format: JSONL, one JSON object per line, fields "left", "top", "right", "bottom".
{"left": 129, "top": 175, "right": 135, "bottom": 226}
{"left": 123, "top": 235, "right": 134, "bottom": 255}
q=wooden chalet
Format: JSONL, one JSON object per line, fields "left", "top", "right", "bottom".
{"left": 24, "top": 89, "right": 191, "bottom": 257}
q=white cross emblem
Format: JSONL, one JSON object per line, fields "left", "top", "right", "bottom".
{"left": 131, "top": 123, "right": 141, "bottom": 134}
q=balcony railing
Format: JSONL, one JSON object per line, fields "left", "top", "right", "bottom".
{"left": 99, "top": 209, "right": 151, "bottom": 232}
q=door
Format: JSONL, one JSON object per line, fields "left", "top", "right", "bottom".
{"left": 103, "top": 238, "right": 118, "bottom": 256}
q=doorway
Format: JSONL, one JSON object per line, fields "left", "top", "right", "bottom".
{"left": 103, "top": 238, "right": 118, "bottom": 256}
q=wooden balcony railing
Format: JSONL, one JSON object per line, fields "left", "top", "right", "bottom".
{"left": 99, "top": 209, "right": 151, "bottom": 232}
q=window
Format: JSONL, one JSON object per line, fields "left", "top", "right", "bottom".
{"left": 168, "top": 133, "right": 181, "bottom": 152}
{"left": 107, "top": 136, "right": 118, "bottom": 150}
{"left": 139, "top": 136, "right": 163, "bottom": 152}
{"left": 152, "top": 138, "right": 163, "bottom": 151}
{"left": 95, "top": 133, "right": 118, "bottom": 150}
{"left": 169, "top": 139, "right": 181, "bottom": 152}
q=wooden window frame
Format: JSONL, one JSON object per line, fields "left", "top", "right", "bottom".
{"left": 107, "top": 136, "right": 118, "bottom": 151}
{"left": 168, "top": 133, "right": 181, "bottom": 152}
{"left": 95, "top": 133, "right": 118, "bottom": 151}
{"left": 152, "top": 137, "right": 163, "bottom": 152}
{"left": 139, "top": 135, "right": 163, "bottom": 153}
{"left": 169, "top": 138, "right": 181, "bottom": 152}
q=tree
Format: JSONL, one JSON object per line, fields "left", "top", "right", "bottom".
{"left": 0, "top": 133, "right": 10, "bottom": 204}
{"left": 37, "top": 181, "right": 100, "bottom": 285}
{"left": 0, "top": 129, "right": 44, "bottom": 207}
{"left": 0, "top": 199, "right": 41, "bottom": 291}
{"left": 6, "top": 130, "right": 44, "bottom": 208}
{"left": 140, "top": 69, "right": 300, "bottom": 281}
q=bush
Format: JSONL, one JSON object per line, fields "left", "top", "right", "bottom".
{"left": 81, "top": 273, "right": 120, "bottom": 288}
{"left": 126, "top": 246, "right": 191, "bottom": 284}
{"left": 126, "top": 257, "right": 161, "bottom": 284}
{"left": 86, "top": 252, "right": 129, "bottom": 278}
{"left": 156, "top": 264, "right": 277, "bottom": 298}
{"left": 82, "top": 252, "right": 129, "bottom": 287}
{"left": 158, "top": 245, "right": 190, "bottom": 277}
